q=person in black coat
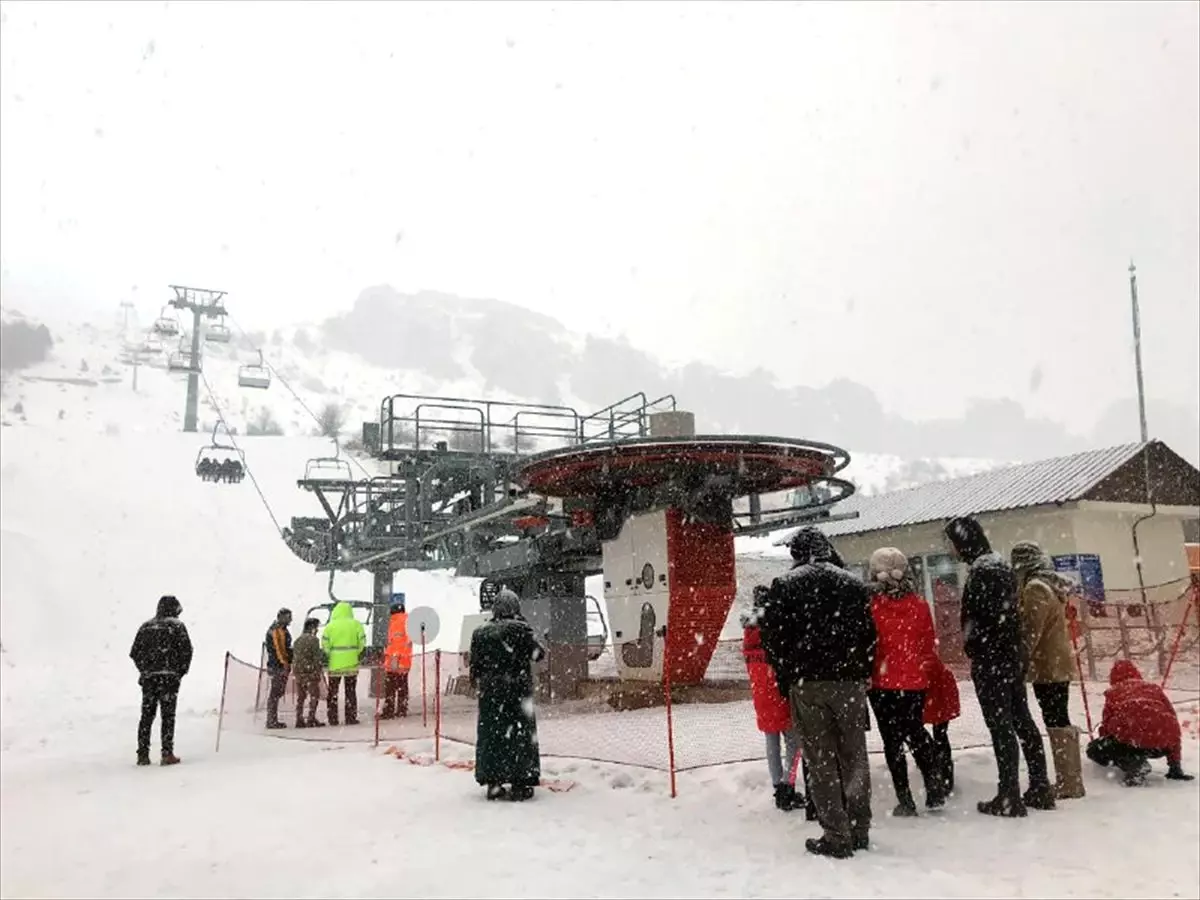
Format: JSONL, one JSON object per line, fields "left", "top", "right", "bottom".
{"left": 760, "top": 527, "right": 877, "bottom": 859}
{"left": 129, "top": 595, "right": 193, "bottom": 766}
{"left": 946, "top": 515, "right": 1055, "bottom": 816}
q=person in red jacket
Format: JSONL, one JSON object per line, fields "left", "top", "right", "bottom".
{"left": 1087, "top": 659, "right": 1194, "bottom": 786}
{"left": 742, "top": 598, "right": 806, "bottom": 813}
{"left": 923, "top": 655, "right": 961, "bottom": 794}
{"left": 867, "top": 548, "right": 948, "bottom": 815}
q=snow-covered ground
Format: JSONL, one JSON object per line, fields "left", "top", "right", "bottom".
{"left": 2, "top": 313, "right": 1198, "bottom": 898}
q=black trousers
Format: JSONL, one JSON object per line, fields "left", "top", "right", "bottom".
{"left": 326, "top": 674, "right": 359, "bottom": 723}
{"left": 974, "top": 670, "right": 1050, "bottom": 798}
{"left": 138, "top": 676, "right": 180, "bottom": 757}
{"left": 932, "top": 722, "right": 954, "bottom": 791}
{"left": 1086, "top": 735, "right": 1167, "bottom": 771}
{"left": 381, "top": 671, "right": 410, "bottom": 717}
{"left": 266, "top": 671, "right": 288, "bottom": 726}
{"left": 1032, "top": 681, "right": 1072, "bottom": 729}
{"left": 868, "top": 689, "right": 941, "bottom": 805}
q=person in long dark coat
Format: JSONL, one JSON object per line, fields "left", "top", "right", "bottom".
{"left": 469, "top": 589, "right": 546, "bottom": 801}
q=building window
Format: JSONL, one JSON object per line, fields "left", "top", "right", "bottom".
{"left": 926, "top": 553, "right": 962, "bottom": 605}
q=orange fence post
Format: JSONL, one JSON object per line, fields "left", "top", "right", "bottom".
{"left": 1160, "top": 590, "right": 1197, "bottom": 689}
{"left": 662, "top": 629, "right": 678, "bottom": 799}
{"left": 215, "top": 651, "right": 230, "bottom": 753}
{"left": 435, "top": 650, "right": 442, "bottom": 762}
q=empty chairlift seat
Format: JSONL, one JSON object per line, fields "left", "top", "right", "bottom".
{"left": 238, "top": 350, "right": 270, "bottom": 390}
{"left": 152, "top": 305, "right": 179, "bottom": 336}
{"left": 167, "top": 350, "right": 196, "bottom": 373}
{"left": 206, "top": 320, "right": 232, "bottom": 344}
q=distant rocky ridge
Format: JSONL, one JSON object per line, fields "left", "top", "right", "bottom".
{"left": 319, "top": 286, "right": 1200, "bottom": 463}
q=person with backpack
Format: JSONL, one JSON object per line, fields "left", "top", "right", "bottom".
{"left": 263, "top": 608, "right": 293, "bottom": 730}
{"left": 129, "top": 595, "right": 193, "bottom": 767}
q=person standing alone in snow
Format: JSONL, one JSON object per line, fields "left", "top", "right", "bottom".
{"left": 322, "top": 600, "right": 366, "bottom": 726}
{"left": 292, "top": 617, "right": 326, "bottom": 729}
{"left": 129, "top": 595, "right": 193, "bottom": 766}
{"left": 945, "top": 515, "right": 1055, "bottom": 816}
{"left": 1011, "top": 540, "right": 1086, "bottom": 800}
{"left": 742, "top": 595, "right": 805, "bottom": 812}
{"left": 760, "top": 526, "right": 877, "bottom": 859}
{"left": 469, "top": 589, "right": 545, "bottom": 801}
{"left": 264, "top": 608, "right": 293, "bottom": 730}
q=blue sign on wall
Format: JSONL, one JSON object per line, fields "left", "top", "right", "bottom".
{"left": 1052, "top": 553, "right": 1107, "bottom": 617}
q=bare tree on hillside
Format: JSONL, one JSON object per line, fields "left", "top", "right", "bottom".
{"left": 316, "top": 402, "right": 346, "bottom": 439}
{"left": 247, "top": 406, "right": 285, "bottom": 436}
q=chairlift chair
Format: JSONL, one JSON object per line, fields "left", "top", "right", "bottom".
{"left": 238, "top": 350, "right": 270, "bottom": 390}
{"left": 304, "top": 440, "right": 354, "bottom": 481}
{"left": 167, "top": 336, "right": 197, "bottom": 373}
{"left": 152, "top": 306, "right": 179, "bottom": 336}
{"left": 206, "top": 319, "right": 232, "bottom": 344}
{"left": 194, "top": 421, "right": 246, "bottom": 484}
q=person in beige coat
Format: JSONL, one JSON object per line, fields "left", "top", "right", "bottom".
{"left": 1011, "top": 541, "right": 1085, "bottom": 800}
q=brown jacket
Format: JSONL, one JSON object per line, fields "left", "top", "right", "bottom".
{"left": 1018, "top": 576, "right": 1075, "bottom": 684}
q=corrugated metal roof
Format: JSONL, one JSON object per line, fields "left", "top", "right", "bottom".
{"left": 804, "top": 442, "right": 1148, "bottom": 540}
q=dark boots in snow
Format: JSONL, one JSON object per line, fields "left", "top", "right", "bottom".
{"left": 1167, "top": 761, "right": 1195, "bottom": 781}
{"left": 977, "top": 795, "right": 1027, "bottom": 818}
{"left": 161, "top": 753, "right": 181, "bottom": 766}
{"left": 805, "top": 837, "right": 854, "bottom": 859}
{"left": 1022, "top": 782, "right": 1057, "bottom": 810}
{"left": 773, "top": 783, "right": 804, "bottom": 812}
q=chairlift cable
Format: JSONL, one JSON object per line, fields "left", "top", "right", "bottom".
{"left": 221, "top": 311, "right": 375, "bottom": 480}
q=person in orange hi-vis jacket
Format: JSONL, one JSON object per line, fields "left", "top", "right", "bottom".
{"left": 381, "top": 598, "right": 412, "bottom": 719}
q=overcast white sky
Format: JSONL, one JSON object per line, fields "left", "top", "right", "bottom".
{"left": 1, "top": 0, "right": 1197, "bottom": 434}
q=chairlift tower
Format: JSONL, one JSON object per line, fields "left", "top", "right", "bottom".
{"left": 167, "top": 285, "right": 228, "bottom": 433}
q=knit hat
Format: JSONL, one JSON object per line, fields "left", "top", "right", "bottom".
{"left": 868, "top": 547, "right": 917, "bottom": 596}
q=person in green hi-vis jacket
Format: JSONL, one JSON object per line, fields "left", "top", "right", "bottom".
{"left": 469, "top": 589, "right": 546, "bottom": 801}
{"left": 322, "top": 601, "right": 366, "bottom": 726}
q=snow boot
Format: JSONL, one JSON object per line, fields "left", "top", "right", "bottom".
{"left": 486, "top": 784, "right": 508, "bottom": 801}
{"left": 509, "top": 785, "right": 535, "bottom": 802}
{"left": 1048, "top": 727, "right": 1086, "bottom": 799}
{"left": 266, "top": 721, "right": 287, "bottom": 730}
{"left": 1022, "top": 782, "right": 1057, "bottom": 811}
{"left": 136, "top": 754, "right": 151, "bottom": 767}
{"left": 307, "top": 718, "right": 326, "bottom": 728}
{"left": 977, "top": 794, "right": 1027, "bottom": 818}
{"left": 1121, "top": 759, "right": 1151, "bottom": 787}
{"left": 773, "top": 783, "right": 803, "bottom": 812}
{"left": 345, "top": 715, "right": 360, "bottom": 727}
{"left": 295, "top": 720, "right": 308, "bottom": 729}
{"left": 892, "top": 801, "right": 919, "bottom": 818}
{"left": 1167, "top": 761, "right": 1195, "bottom": 781}
{"left": 161, "top": 753, "right": 181, "bottom": 767}
{"left": 805, "top": 837, "right": 854, "bottom": 860}
{"left": 852, "top": 833, "right": 870, "bottom": 852}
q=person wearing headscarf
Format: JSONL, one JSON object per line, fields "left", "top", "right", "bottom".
{"left": 759, "top": 526, "right": 876, "bottom": 859}
{"left": 1010, "top": 540, "right": 1085, "bottom": 800}
{"left": 469, "top": 589, "right": 546, "bottom": 801}
{"left": 945, "top": 515, "right": 1055, "bottom": 817}
{"left": 866, "top": 548, "right": 948, "bottom": 815}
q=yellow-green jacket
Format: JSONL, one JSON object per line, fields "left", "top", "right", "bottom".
{"left": 321, "top": 602, "right": 366, "bottom": 674}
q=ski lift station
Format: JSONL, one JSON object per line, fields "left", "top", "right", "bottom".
{"left": 279, "top": 390, "right": 858, "bottom": 700}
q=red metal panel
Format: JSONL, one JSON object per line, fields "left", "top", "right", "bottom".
{"left": 664, "top": 508, "right": 736, "bottom": 685}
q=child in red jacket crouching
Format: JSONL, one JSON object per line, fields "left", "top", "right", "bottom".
{"left": 1087, "top": 659, "right": 1194, "bottom": 786}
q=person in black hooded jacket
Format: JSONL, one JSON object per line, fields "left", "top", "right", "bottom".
{"left": 129, "top": 595, "right": 193, "bottom": 767}
{"left": 945, "top": 515, "right": 1055, "bottom": 817}
{"left": 760, "top": 526, "right": 876, "bottom": 860}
